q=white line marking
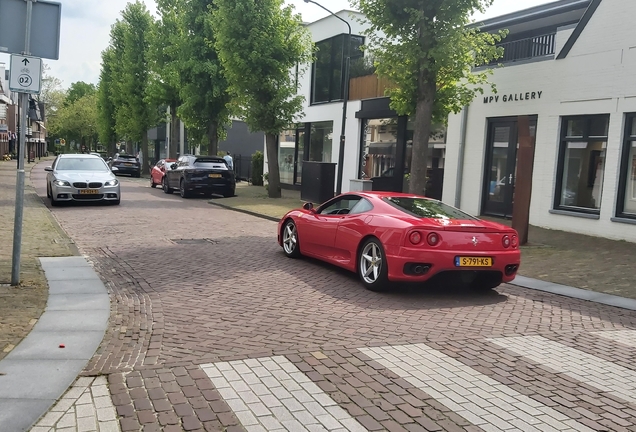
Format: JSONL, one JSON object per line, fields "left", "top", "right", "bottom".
{"left": 202, "top": 356, "right": 366, "bottom": 432}
{"left": 593, "top": 329, "right": 636, "bottom": 348}
{"left": 489, "top": 335, "right": 636, "bottom": 405}
{"left": 360, "top": 344, "right": 594, "bottom": 432}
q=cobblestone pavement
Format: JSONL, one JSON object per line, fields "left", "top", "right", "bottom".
{"left": 29, "top": 161, "right": 636, "bottom": 431}
{"left": 0, "top": 159, "right": 75, "bottom": 361}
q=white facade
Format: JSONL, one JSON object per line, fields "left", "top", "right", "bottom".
{"left": 265, "top": 11, "right": 369, "bottom": 192}
{"left": 443, "top": 0, "right": 636, "bottom": 242}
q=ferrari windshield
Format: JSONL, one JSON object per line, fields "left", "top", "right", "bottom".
{"left": 56, "top": 158, "right": 109, "bottom": 171}
{"left": 385, "top": 197, "right": 478, "bottom": 220}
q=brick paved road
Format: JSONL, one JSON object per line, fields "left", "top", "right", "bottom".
{"left": 31, "top": 161, "right": 636, "bottom": 432}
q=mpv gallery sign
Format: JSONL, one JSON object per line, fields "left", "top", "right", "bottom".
{"left": 483, "top": 91, "right": 543, "bottom": 104}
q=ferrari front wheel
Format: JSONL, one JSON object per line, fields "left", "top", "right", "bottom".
{"left": 282, "top": 220, "right": 301, "bottom": 258}
{"left": 358, "top": 238, "right": 389, "bottom": 292}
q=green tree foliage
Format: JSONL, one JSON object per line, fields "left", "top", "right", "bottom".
{"left": 64, "top": 81, "right": 96, "bottom": 107}
{"left": 37, "top": 64, "right": 66, "bottom": 146}
{"left": 353, "top": 0, "right": 506, "bottom": 195}
{"left": 148, "top": 0, "right": 183, "bottom": 159}
{"left": 114, "top": 1, "right": 157, "bottom": 174}
{"left": 54, "top": 94, "right": 99, "bottom": 151}
{"left": 97, "top": 47, "right": 119, "bottom": 155}
{"left": 214, "top": 0, "right": 312, "bottom": 198}
{"left": 177, "top": 0, "right": 230, "bottom": 156}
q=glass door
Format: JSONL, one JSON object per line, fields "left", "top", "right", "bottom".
{"left": 294, "top": 129, "right": 305, "bottom": 185}
{"left": 483, "top": 120, "right": 518, "bottom": 217}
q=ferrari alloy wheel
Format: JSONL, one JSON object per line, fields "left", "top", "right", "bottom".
{"left": 282, "top": 220, "right": 301, "bottom": 258}
{"left": 163, "top": 177, "right": 173, "bottom": 194}
{"left": 358, "top": 238, "right": 389, "bottom": 291}
{"left": 150, "top": 176, "right": 156, "bottom": 188}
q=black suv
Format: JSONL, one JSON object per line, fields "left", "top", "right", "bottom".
{"left": 108, "top": 153, "right": 141, "bottom": 177}
{"left": 163, "top": 155, "right": 236, "bottom": 198}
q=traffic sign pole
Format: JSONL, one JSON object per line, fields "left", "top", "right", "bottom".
{"left": 11, "top": 0, "right": 33, "bottom": 286}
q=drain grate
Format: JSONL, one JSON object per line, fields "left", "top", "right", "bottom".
{"left": 170, "top": 238, "right": 219, "bottom": 245}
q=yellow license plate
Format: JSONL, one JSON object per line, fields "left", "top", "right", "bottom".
{"left": 125, "top": 163, "right": 133, "bottom": 166}
{"left": 456, "top": 257, "right": 492, "bottom": 267}
{"left": 79, "top": 189, "right": 99, "bottom": 194}
{"left": 209, "top": 173, "right": 222, "bottom": 178}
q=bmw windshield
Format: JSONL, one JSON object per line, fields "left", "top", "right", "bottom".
{"left": 56, "top": 158, "right": 110, "bottom": 171}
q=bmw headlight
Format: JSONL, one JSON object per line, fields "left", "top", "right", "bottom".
{"left": 104, "top": 179, "right": 119, "bottom": 187}
{"left": 53, "top": 180, "right": 71, "bottom": 187}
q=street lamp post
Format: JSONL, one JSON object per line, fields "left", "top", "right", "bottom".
{"left": 304, "top": 0, "right": 351, "bottom": 195}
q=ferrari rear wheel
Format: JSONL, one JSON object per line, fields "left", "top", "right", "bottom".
{"left": 358, "top": 238, "right": 389, "bottom": 292}
{"left": 282, "top": 220, "right": 301, "bottom": 258}
{"left": 150, "top": 176, "right": 156, "bottom": 188}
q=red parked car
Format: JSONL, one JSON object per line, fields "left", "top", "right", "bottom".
{"left": 278, "top": 192, "right": 520, "bottom": 292}
{"left": 150, "top": 159, "right": 177, "bottom": 188}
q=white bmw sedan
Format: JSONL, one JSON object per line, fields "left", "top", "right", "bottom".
{"left": 45, "top": 154, "right": 121, "bottom": 206}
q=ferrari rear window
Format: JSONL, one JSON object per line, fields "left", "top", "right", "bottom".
{"left": 384, "top": 197, "right": 478, "bottom": 220}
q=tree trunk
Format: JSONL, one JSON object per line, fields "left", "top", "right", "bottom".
{"left": 408, "top": 77, "right": 436, "bottom": 196}
{"left": 265, "top": 133, "right": 281, "bottom": 198}
{"left": 141, "top": 134, "right": 150, "bottom": 175}
{"left": 207, "top": 121, "right": 218, "bottom": 156}
{"left": 169, "top": 103, "right": 178, "bottom": 159}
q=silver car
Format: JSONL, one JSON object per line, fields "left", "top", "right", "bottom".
{"left": 45, "top": 154, "right": 121, "bottom": 206}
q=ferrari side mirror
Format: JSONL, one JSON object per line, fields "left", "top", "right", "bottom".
{"left": 302, "top": 202, "right": 314, "bottom": 212}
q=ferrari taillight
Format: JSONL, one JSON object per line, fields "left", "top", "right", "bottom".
{"left": 502, "top": 235, "right": 511, "bottom": 248}
{"left": 427, "top": 232, "right": 440, "bottom": 246}
{"left": 409, "top": 231, "right": 422, "bottom": 245}
{"left": 511, "top": 235, "right": 518, "bottom": 248}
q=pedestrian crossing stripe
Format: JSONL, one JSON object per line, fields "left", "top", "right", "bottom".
{"left": 593, "top": 329, "right": 636, "bottom": 348}
{"left": 201, "top": 333, "right": 636, "bottom": 431}
{"left": 201, "top": 356, "right": 366, "bottom": 432}
{"left": 360, "top": 344, "right": 595, "bottom": 432}
{"left": 488, "top": 335, "right": 636, "bottom": 405}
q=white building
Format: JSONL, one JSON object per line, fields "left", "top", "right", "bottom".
{"left": 443, "top": 0, "right": 636, "bottom": 242}
{"left": 267, "top": 11, "right": 445, "bottom": 198}
{"left": 269, "top": 0, "right": 634, "bottom": 242}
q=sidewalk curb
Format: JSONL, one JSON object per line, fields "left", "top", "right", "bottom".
{"left": 208, "top": 200, "right": 636, "bottom": 313}
{"left": 509, "top": 275, "right": 636, "bottom": 311}
{"left": 0, "top": 256, "right": 110, "bottom": 432}
{"left": 207, "top": 200, "right": 281, "bottom": 222}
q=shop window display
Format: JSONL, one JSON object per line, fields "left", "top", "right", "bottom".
{"left": 556, "top": 115, "right": 609, "bottom": 213}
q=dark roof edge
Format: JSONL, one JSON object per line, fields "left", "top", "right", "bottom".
{"left": 556, "top": 0, "right": 603, "bottom": 59}
{"left": 472, "top": 0, "right": 591, "bottom": 31}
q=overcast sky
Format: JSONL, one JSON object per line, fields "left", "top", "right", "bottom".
{"left": 1, "top": 0, "right": 556, "bottom": 90}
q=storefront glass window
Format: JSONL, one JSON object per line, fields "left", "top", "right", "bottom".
{"left": 360, "top": 118, "right": 398, "bottom": 180}
{"left": 618, "top": 114, "right": 636, "bottom": 217}
{"left": 556, "top": 115, "right": 609, "bottom": 212}
{"left": 309, "top": 121, "right": 332, "bottom": 162}
{"left": 311, "top": 34, "right": 365, "bottom": 104}
{"left": 278, "top": 129, "right": 296, "bottom": 185}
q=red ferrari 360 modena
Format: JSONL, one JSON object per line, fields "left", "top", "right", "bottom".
{"left": 278, "top": 192, "right": 521, "bottom": 292}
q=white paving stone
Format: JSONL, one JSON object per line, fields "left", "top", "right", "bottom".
{"left": 489, "top": 335, "right": 636, "bottom": 405}
{"left": 593, "top": 329, "right": 636, "bottom": 348}
{"left": 31, "top": 377, "right": 121, "bottom": 432}
{"left": 359, "top": 343, "right": 595, "bottom": 432}
{"left": 202, "top": 356, "right": 366, "bottom": 431}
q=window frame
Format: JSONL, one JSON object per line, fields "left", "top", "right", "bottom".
{"left": 616, "top": 113, "right": 636, "bottom": 219}
{"left": 553, "top": 114, "right": 610, "bottom": 215}
{"left": 317, "top": 194, "right": 362, "bottom": 215}
{"left": 310, "top": 33, "right": 365, "bottom": 105}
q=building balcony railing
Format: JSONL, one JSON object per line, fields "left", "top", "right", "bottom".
{"left": 491, "top": 32, "right": 556, "bottom": 65}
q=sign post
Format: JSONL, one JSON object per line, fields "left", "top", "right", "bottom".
{"left": 10, "top": 0, "right": 35, "bottom": 286}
